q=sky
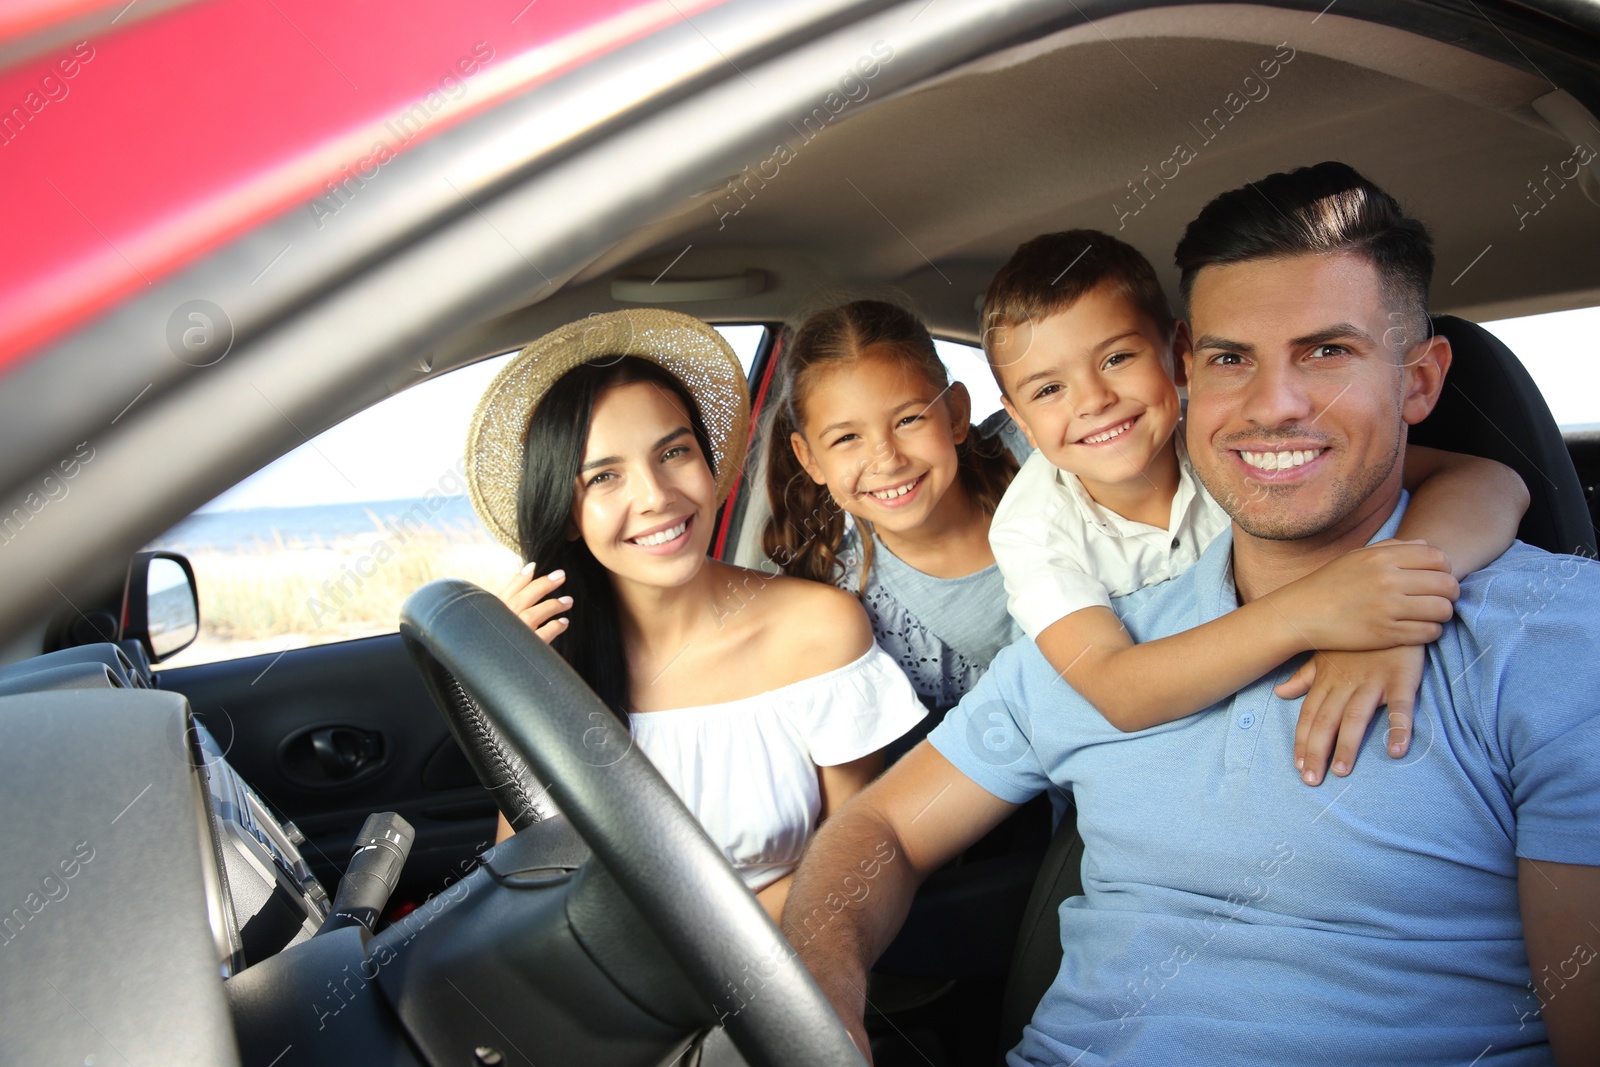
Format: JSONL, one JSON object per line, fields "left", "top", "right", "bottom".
{"left": 193, "top": 311, "right": 1599, "bottom": 514}
{"left": 197, "top": 325, "right": 766, "bottom": 513}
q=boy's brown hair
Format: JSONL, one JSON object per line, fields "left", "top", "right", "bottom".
{"left": 981, "top": 230, "right": 1176, "bottom": 389}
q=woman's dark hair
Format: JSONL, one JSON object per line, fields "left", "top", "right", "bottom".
{"left": 516, "top": 355, "right": 717, "bottom": 717}
{"left": 1174, "top": 161, "right": 1435, "bottom": 350}
{"left": 761, "top": 300, "right": 1017, "bottom": 592}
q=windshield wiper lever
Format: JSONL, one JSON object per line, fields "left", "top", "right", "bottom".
{"left": 317, "top": 812, "right": 414, "bottom": 937}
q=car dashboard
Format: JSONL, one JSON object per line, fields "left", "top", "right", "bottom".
{"left": 0, "top": 643, "right": 334, "bottom": 1065}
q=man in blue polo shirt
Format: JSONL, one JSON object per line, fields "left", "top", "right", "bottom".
{"left": 782, "top": 163, "right": 1600, "bottom": 1065}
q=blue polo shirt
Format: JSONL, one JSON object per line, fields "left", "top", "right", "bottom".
{"left": 928, "top": 495, "right": 1600, "bottom": 1066}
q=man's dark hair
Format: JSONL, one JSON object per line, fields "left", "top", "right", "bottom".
{"left": 1174, "top": 162, "right": 1434, "bottom": 350}
{"left": 981, "top": 229, "right": 1176, "bottom": 385}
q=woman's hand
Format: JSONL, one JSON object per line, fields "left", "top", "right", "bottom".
{"left": 496, "top": 563, "right": 571, "bottom": 644}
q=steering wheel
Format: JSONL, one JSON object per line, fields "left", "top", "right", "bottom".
{"left": 399, "top": 579, "right": 867, "bottom": 1067}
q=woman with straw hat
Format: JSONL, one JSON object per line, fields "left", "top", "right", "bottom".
{"left": 466, "top": 309, "right": 926, "bottom": 920}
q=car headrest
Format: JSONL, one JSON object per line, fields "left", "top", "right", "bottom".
{"left": 1407, "top": 314, "right": 1596, "bottom": 557}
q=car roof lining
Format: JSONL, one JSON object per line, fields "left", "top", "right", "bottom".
{"left": 427, "top": 3, "right": 1597, "bottom": 373}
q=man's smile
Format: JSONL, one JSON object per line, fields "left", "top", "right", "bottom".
{"left": 1236, "top": 446, "right": 1328, "bottom": 472}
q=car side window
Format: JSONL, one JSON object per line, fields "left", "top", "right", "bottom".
{"left": 148, "top": 325, "right": 769, "bottom": 668}
{"left": 935, "top": 338, "right": 1006, "bottom": 422}
{"left": 1481, "top": 305, "right": 1600, "bottom": 430}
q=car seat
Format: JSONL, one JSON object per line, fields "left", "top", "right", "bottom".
{"left": 994, "top": 314, "right": 1598, "bottom": 1061}
{"left": 1409, "top": 315, "right": 1595, "bottom": 557}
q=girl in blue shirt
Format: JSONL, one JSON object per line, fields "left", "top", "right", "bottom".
{"left": 762, "top": 300, "right": 1026, "bottom": 717}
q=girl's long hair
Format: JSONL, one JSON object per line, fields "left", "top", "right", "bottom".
{"left": 516, "top": 356, "right": 717, "bottom": 717}
{"left": 761, "top": 300, "right": 1017, "bottom": 593}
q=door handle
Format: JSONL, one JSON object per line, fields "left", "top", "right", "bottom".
{"left": 284, "top": 725, "right": 385, "bottom": 785}
{"left": 310, "top": 727, "right": 382, "bottom": 779}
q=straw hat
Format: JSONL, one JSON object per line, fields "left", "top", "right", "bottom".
{"left": 466, "top": 309, "right": 751, "bottom": 555}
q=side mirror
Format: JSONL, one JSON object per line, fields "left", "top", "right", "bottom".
{"left": 125, "top": 551, "right": 200, "bottom": 663}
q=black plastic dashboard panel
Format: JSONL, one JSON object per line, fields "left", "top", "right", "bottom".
{"left": 0, "top": 688, "right": 241, "bottom": 1066}
{"left": 225, "top": 924, "right": 426, "bottom": 1067}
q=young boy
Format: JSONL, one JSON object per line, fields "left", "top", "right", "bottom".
{"left": 982, "top": 230, "right": 1528, "bottom": 784}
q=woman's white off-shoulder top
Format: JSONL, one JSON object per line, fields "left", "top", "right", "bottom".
{"left": 628, "top": 645, "right": 925, "bottom": 891}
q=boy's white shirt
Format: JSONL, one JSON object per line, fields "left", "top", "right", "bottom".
{"left": 989, "top": 431, "right": 1231, "bottom": 639}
